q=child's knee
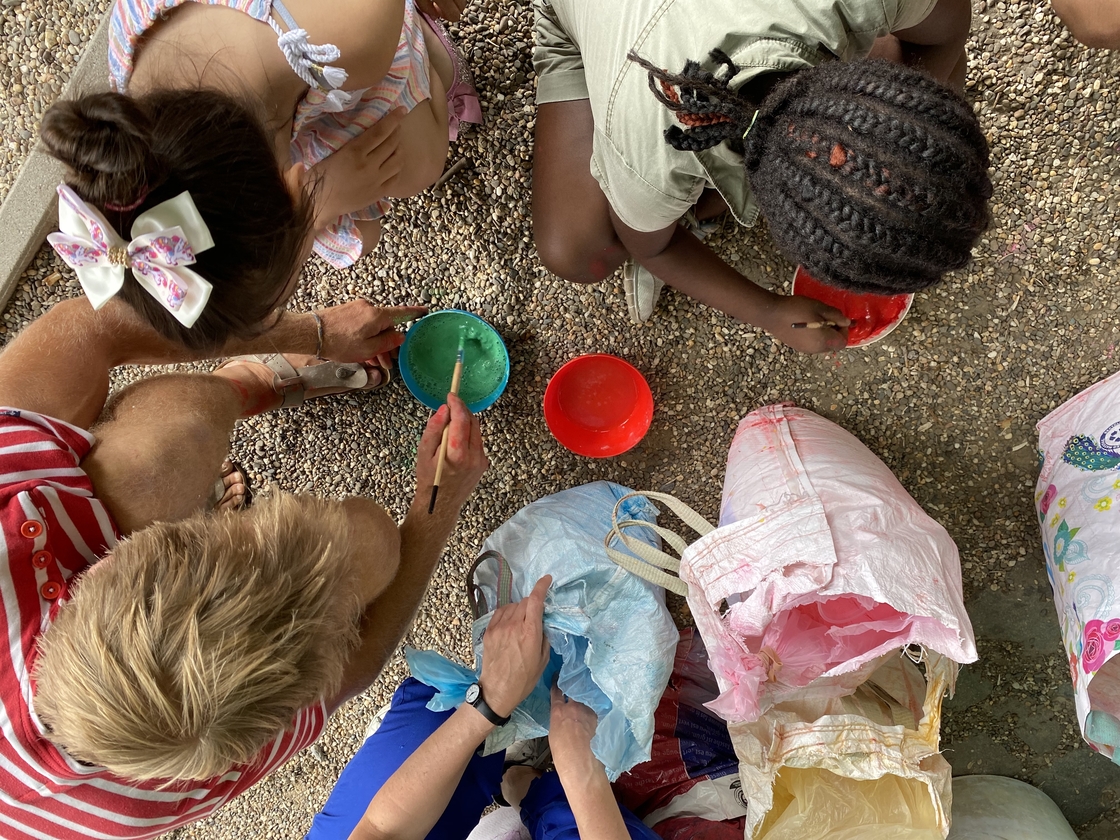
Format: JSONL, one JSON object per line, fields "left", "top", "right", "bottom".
{"left": 1053, "top": 0, "right": 1120, "bottom": 47}
{"left": 534, "top": 224, "right": 624, "bottom": 284}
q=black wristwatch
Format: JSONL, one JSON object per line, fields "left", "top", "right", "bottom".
{"left": 465, "top": 682, "right": 511, "bottom": 726}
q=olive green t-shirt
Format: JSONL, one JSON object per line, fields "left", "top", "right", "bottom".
{"left": 533, "top": 0, "right": 940, "bottom": 232}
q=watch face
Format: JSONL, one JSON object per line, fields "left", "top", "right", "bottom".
{"left": 465, "top": 683, "right": 480, "bottom": 704}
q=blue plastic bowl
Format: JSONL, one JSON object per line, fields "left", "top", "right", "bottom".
{"left": 398, "top": 310, "right": 510, "bottom": 413}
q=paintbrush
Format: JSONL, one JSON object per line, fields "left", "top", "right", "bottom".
{"left": 428, "top": 328, "right": 466, "bottom": 514}
{"left": 791, "top": 321, "right": 840, "bottom": 329}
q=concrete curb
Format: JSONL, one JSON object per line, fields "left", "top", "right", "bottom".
{"left": 0, "top": 11, "right": 111, "bottom": 310}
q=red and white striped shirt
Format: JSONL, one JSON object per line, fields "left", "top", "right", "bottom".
{"left": 0, "top": 409, "right": 326, "bottom": 839}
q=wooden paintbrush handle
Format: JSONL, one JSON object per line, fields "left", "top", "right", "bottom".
{"left": 429, "top": 357, "right": 465, "bottom": 513}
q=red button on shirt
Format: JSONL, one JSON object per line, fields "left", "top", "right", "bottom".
{"left": 39, "top": 581, "right": 62, "bottom": 600}
{"left": 20, "top": 520, "right": 43, "bottom": 539}
{"left": 31, "top": 550, "right": 52, "bottom": 569}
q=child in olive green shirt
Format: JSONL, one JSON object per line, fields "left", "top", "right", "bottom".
{"left": 530, "top": 0, "right": 992, "bottom": 354}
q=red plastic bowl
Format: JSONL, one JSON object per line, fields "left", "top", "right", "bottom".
{"left": 792, "top": 266, "right": 914, "bottom": 348}
{"left": 544, "top": 355, "right": 654, "bottom": 458}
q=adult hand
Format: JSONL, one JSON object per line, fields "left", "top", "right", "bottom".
{"left": 768, "top": 295, "right": 850, "bottom": 354}
{"left": 415, "top": 393, "right": 489, "bottom": 512}
{"left": 477, "top": 576, "right": 553, "bottom": 718}
{"left": 307, "top": 109, "right": 407, "bottom": 226}
{"left": 316, "top": 301, "right": 427, "bottom": 362}
{"left": 416, "top": 0, "right": 468, "bottom": 22}
{"left": 548, "top": 683, "right": 600, "bottom": 774}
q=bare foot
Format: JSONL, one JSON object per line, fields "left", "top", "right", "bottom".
{"left": 214, "top": 354, "right": 389, "bottom": 416}
{"left": 212, "top": 459, "right": 252, "bottom": 512}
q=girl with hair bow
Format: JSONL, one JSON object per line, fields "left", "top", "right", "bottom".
{"left": 42, "top": 0, "right": 480, "bottom": 361}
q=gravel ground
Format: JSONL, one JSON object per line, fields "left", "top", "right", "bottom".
{"left": 2, "top": 0, "right": 1120, "bottom": 838}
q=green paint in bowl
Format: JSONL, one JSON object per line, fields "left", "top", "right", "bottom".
{"left": 399, "top": 310, "right": 510, "bottom": 412}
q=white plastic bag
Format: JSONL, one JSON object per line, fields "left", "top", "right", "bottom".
{"left": 1036, "top": 369, "right": 1120, "bottom": 761}
{"left": 735, "top": 651, "right": 955, "bottom": 838}
{"left": 408, "top": 482, "right": 679, "bottom": 780}
{"left": 946, "top": 776, "right": 1076, "bottom": 840}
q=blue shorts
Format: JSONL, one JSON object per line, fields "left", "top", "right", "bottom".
{"left": 305, "top": 678, "right": 658, "bottom": 840}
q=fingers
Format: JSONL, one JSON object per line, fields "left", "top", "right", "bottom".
{"left": 355, "top": 107, "right": 406, "bottom": 152}
{"left": 365, "top": 329, "right": 406, "bottom": 359}
{"left": 366, "top": 304, "right": 428, "bottom": 334}
{"left": 387, "top": 305, "right": 429, "bottom": 328}
{"left": 524, "top": 576, "right": 552, "bottom": 623}
{"left": 535, "top": 627, "right": 548, "bottom": 667}
{"left": 445, "top": 393, "right": 473, "bottom": 457}
{"left": 822, "top": 326, "right": 849, "bottom": 351}
{"left": 469, "top": 412, "right": 483, "bottom": 460}
{"left": 820, "top": 305, "right": 852, "bottom": 328}
{"left": 418, "top": 404, "right": 450, "bottom": 462}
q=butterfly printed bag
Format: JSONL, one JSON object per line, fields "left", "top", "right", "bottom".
{"left": 1037, "top": 369, "right": 1120, "bottom": 762}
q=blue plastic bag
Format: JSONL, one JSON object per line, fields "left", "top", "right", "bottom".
{"left": 406, "top": 481, "right": 679, "bottom": 780}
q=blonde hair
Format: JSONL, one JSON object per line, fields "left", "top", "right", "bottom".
{"left": 34, "top": 492, "right": 363, "bottom": 782}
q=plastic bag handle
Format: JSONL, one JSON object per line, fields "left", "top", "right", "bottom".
{"left": 467, "top": 550, "right": 514, "bottom": 619}
{"left": 603, "top": 491, "right": 716, "bottom": 597}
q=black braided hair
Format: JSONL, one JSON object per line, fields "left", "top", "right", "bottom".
{"left": 629, "top": 52, "right": 992, "bottom": 295}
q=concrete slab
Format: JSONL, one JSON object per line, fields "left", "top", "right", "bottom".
{"left": 0, "top": 11, "right": 110, "bottom": 312}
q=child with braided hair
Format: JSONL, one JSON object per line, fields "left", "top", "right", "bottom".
{"left": 531, "top": 0, "right": 992, "bottom": 353}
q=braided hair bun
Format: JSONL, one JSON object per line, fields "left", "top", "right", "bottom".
{"left": 40, "top": 92, "right": 170, "bottom": 211}
{"left": 632, "top": 53, "right": 992, "bottom": 295}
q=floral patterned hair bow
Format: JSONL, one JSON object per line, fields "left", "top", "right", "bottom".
{"left": 47, "top": 184, "right": 215, "bottom": 328}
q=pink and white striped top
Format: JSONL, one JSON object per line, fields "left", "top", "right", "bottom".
{"left": 0, "top": 409, "right": 326, "bottom": 839}
{"left": 108, "top": 0, "right": 432, "bottom": 268}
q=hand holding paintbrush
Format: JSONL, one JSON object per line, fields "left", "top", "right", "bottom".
{"left": 428, "top": 329, "right": 466, "bottom": 514}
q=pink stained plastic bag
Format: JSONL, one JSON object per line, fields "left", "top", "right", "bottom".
{"left": 604, "top": 404, "right": 977, "bottom": 724}
{"left": 690, "top": 404, "right": 977, "bottom": 722}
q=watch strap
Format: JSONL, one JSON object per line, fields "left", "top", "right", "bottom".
{"left": 469, "top": 683, "right": 511, "bottom": 726}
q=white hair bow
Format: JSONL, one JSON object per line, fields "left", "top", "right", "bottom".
{"left": 47, "top": 184, "right": 215, "bottom": 328}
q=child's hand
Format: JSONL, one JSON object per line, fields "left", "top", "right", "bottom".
{"left": 416, "top": 0, "right": 468, "bottom": 22}
{"left": 548, "top": 684, "right": 601, "bottom": 777}
{"left": 307, "top": 109, "right": 407, "bottom": 227}
{"left": 769, "top": 295, "right": 850, "bottom": 354}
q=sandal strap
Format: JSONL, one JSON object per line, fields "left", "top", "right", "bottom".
{"left": 218, "top": 354, "right": 371, "bottom": 408}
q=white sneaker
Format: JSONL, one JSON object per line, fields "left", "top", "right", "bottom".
{"left": 622, "top": 260, "right": 664, "bottom": 324}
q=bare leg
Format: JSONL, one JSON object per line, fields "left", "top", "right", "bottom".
{"left": 82, "top": 354, "right": 350, "bottom": 535}
{"left": 532, "top": 100, "right": 630, "bottom": 284}
{"left": 693, "top": 189, "right": 729, "bottom": 222}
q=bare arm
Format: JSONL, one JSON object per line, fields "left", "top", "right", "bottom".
{"left": 608, "top": 210, "right": 849, "bottom": 354}
{"left": 350, "top": 705, "right": 496, "bottom": 840}
{"left": 348, "top": 578, "right": 552, "bottom": 840}
{"left": 549, "top": 686, "right": 630, "bottom": 840}
{"left": 328, "top": 394, "right": 489, "bottom": 712}
{"left": 0, "top": 298, "right": 423, "bottom": 430}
